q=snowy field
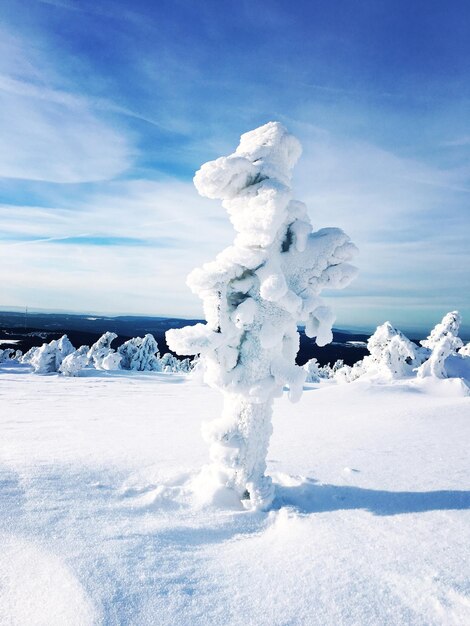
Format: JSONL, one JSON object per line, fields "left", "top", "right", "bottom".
{"left": 1, "top": 363, "right": 469, "bottom": 626}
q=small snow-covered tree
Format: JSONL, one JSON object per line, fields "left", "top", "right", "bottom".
{"left": 101, "top": 351, "right": 122, "bottom": 370}
{"left": 303, "top": 358, "right": 321, "bottom": 383}
{"left": 166, "top": 122, "right": 357, "bottom": 509}
{"left": 118, "top": 337, "right": 140, "bottom": 369}
{"left": 118, "top": 334, "right": 160, "bottom": 371}
{"left": 159, "top": 352, "right": 182, "bottom": 372}
{"left": 334, "top": 360, "right": 365, "bottom": 383}
{"left": 331, "top": 359, "right": 344, "bottom": 374}
{"left": 334, "top": 322, "right": 417, "bottom": 382}
{"left": 366, "top": 322, "right": 417, "bottom": 378}
{"left": 30, "top": 342, "right": 58, "bottom": 374}
{"left": 59, "top": 345, "right": 89, "bottom": 377}
{"left": 178, "top": 357, "right": 192, "bottom": 373}
{"left": 87, "top": 332, "right": 121, "bottom": 370}
{"left": 57, "top": 335, "right": 75, "bottom": 362}
{"left": 20, "top": 345, "right": 39, "bottom": 364}
{"left": 0, "top": 348, "right": 15, "bottom": 363}
{"left": 420, "top": 311, "right": 461, "bottom": 351}
{"left": 29, "top": 334, "right": 76, "bottom": 374}
{"left": 418, "top": 311, "right": 463, "bottom": 379}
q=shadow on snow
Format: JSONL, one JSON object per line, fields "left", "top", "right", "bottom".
{"left": 274, "top": 478, "right": 470, "bottom": 516}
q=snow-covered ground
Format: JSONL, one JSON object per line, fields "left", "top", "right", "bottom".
{"left": 1, "top": 363, "right": 469, "bottom": 626}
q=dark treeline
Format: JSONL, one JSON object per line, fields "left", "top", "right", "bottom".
{"left": 1, "top": 311, "right": 373, "bottom": 366}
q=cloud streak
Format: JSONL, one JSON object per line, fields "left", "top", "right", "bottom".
{"left": 0, "top": 27, "right": 133, "bottom": 183}
{"left": 0, "top": 0, "right": 469, "bottom": 330}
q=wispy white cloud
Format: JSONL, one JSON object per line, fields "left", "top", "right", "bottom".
{"left": 0, "top": 27, "right": 133, "bottom": 183}
{"left": 5, "top": 233, "right": 91, "bottom": 247}
{"left": 1, "top": 136, "right": 469, "bottom": 325}
{"left": 1, "top": 2, "right": 468, "bottom": 329}
{"left": 291, "top": 131, "right": 470, "bottom": 327}
{"left": 0, "top": 178, "right": 233, "bottom": 316}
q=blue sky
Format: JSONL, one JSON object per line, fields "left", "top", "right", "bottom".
{"left": 0, "top": 0, "right": 469, "bottom": 332}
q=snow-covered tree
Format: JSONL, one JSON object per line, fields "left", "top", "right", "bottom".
{"left": 178, "top": 357, "right": 192, "bottom": 373}
{"left": 335, "top": 322, "right": 417, "bottom": 382}
{"left": 118, "top": 337, "right": 140, "bottom": 369}
{"left": 334, "top": 360, "right": 365, "bottom": 383}
{"left": 167, "top": 122, "right": 357, "bottom": 509}
{"left": 29, "top": 334, "right": 76, "bottom": 374}
{"left": 306, "top": 359, "right": 342, "bottom": 381}
{"left": 118, "top": 334, "right": 160, "bottom": 371}
{"left": 331, "top": 359, "right": 344, "bottom": 374}
{"left": 418, "top": 312, "right": 463, "bottom": 379}
{"left": 420, "top": 311, "right": 461, "bottom": 351}
{"left": 87, "top": 332, "right": 121, "bottom": 370}
{"left": 366, "top": 322, "right": 417, "bottom": 378}
{"left": 303, "top": 358, "right": 321, "bottom": 383}
{"left": 57, "top": 335, "right": 75, "bottom": 362}
{"left": 59, "top": 345, "right": 89, "bottom": 377}
{"left": 0, "top": 348, "right": 15, "bottom": 363}
{"left": 101, "top": 351, "right": 122, "bottom": 371}
{"left": 30, "top": 342, "right": 59, "bottom": 374}
{"left": 20, "top": 345, "right": 39, "bottom": 364}
{"left": 159, "top": 352, "right": 182, "bottom": 372}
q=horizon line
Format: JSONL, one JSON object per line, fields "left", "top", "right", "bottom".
{"left": 2, "top": 305, "right": 470, "bottom": 340}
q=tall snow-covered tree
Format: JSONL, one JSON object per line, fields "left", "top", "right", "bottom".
{"left": 167, "top": 122, "right": 357, "bottom": 509}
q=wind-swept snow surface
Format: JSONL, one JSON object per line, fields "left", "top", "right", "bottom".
{"left": 167, "top": 122, "right": 357, "bottom": 508}
{"left": 1, "top": 366, "right": 469, "bottom": 625}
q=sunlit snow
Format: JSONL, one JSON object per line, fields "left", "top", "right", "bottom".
{"left": 1, "top": 362, "right": 469, "bottom": 625}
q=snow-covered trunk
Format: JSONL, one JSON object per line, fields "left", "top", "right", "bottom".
{"left": 207, "top": 393, "right": 275, "bottom": 507}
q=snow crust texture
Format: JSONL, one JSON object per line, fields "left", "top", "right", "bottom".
{"left": 167, "top": 122, "right": 357, "bottom": 509}
{"left": 1, "top": 367, "right": 469, "bottom": 626}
